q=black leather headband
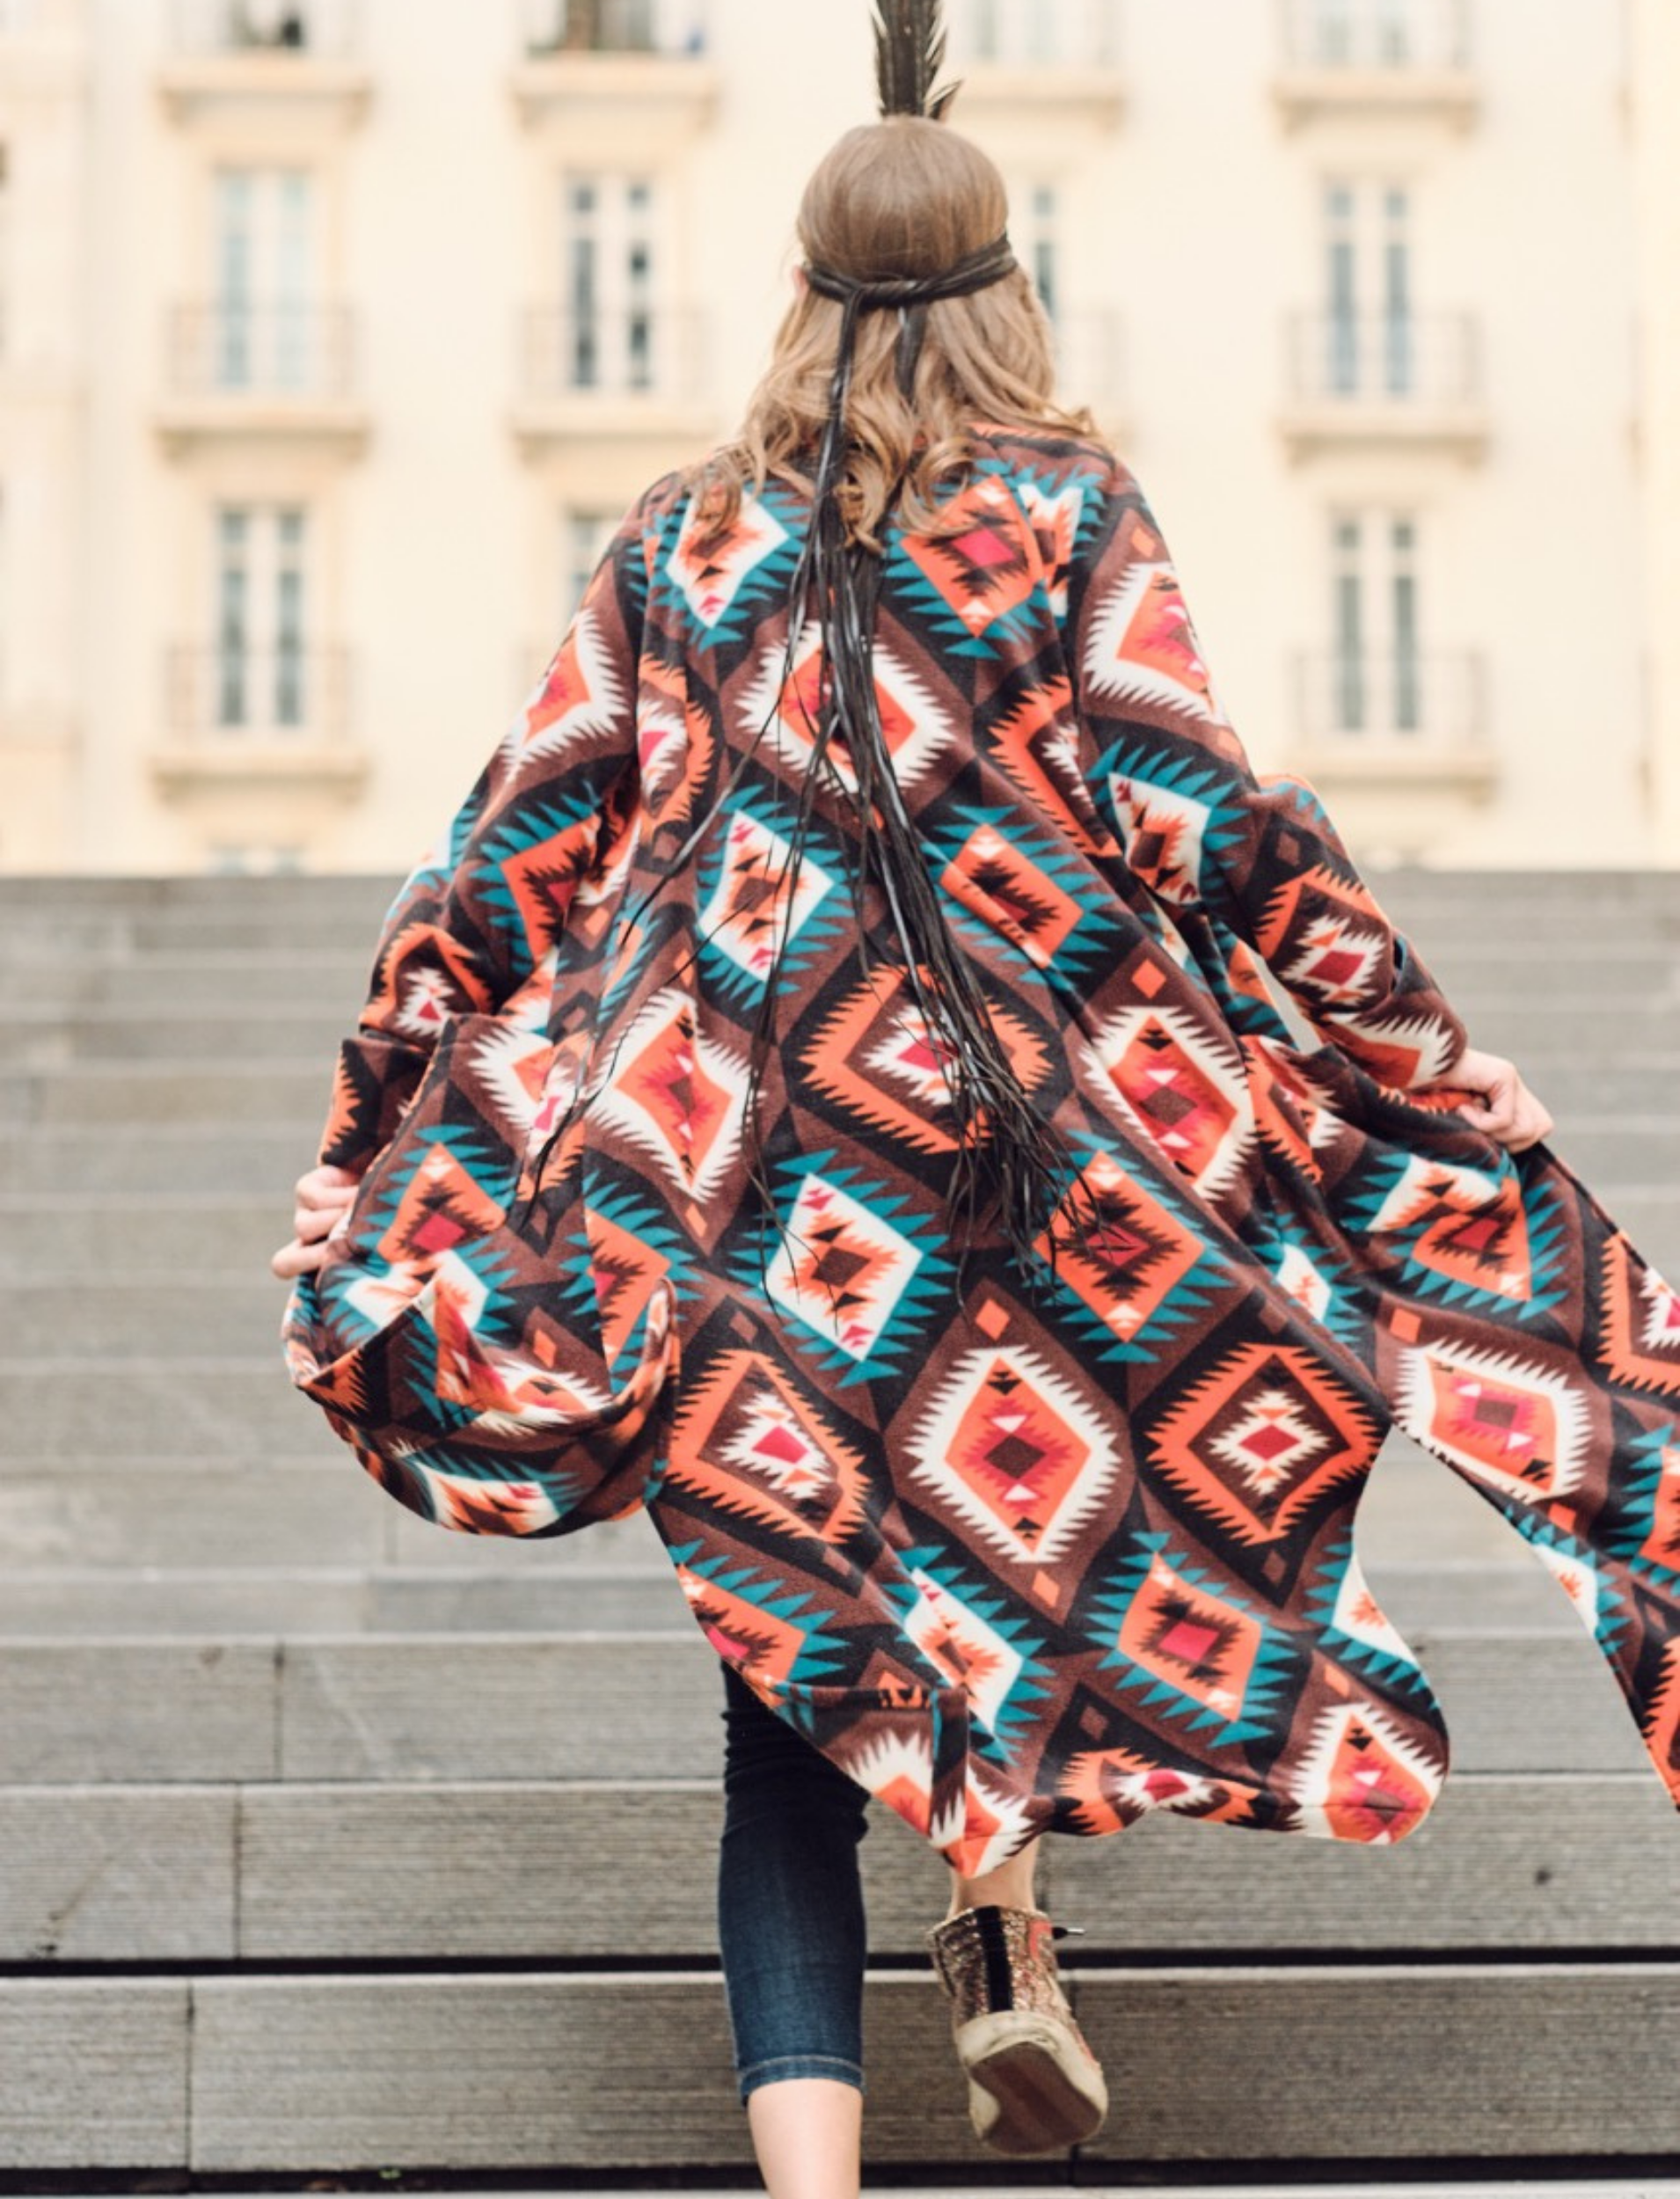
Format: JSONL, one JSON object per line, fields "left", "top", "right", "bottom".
{"left": 801, "top": 234, "right": 1018, "bottom": 310}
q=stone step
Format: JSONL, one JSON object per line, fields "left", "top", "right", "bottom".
{"left": 0, "top": 1194, "right": 291, "bottom": 1274}
{"left": 0, "top": 869, "right": 1671, "bottom": 919}
{"left": 8, "top": 1187, "right": 1672, "bottom": 1356}
{"left": 1, "top": 1065, "right": 1676, "bottom": 1197}
{"left": 0, "top": 1558, "right": 1573, "bottom": 1639}
{"left": 0, "top": 1125, "right": 310, "bottom": 1195}
{"left": 10, "top": 1298, "right": 1680, "bottom": 1484}
{"left": 0, "top": 878, "right": 1669, "bottom": 980}
{"left": 6, "top": 1183, "right": 1680, "bottom": 1355}
{"left": 0, "top": 873, "right": 400, "bottom": 912}
{"left": 0, "top": 1062, "right": 328, "bottom": 1128}
{"left": 0, "top": 1372, "right": 1636, "bottom": 1583}
{"left": 0, "top": 1566, "right": 690, "bottom": 1634}
{"left": 0, "top": 1398, "right": 1626, "bottom": 1598}
{"left": 0, "top": 1437, "right": 1573, "bottom": 1582}
{"left": 18, "top": 2190, "right": 1668, "bottom": 2199}
{"left": 0, "top": 953, "right": 370, "bottom": 1012}
{"left": 123, "top": 912, "right": 402, "bottom": 956}
{"left": 0, "top": 1166, "right": 1656, "bottom": 1280}
{"left": 0, "top": 1360, "right": 329, "bottom": 1459}
{"left": 4, "top": 989, "right": 1678, "bottom": 1068}
{"left": 0, "top": 1279, "right": 293, "bottom": 1357}
{"left": 0, "top": 1769, "right": 1670, "bottom": 1966}
{"left": 0, "top": 938, "right": 1672, "bottom": 1010}
{"left": 0, "top": 906, "right": 389, "bottom": 964}
{"left": 0, "top": 1623, "right": 1654, "bottom": 1784}
{"left": 4, "top": 1961, "right": 1678, "bottom": 2172}
{"left": 0, "top": 1460, "right": 668, "bottom": 1570}
{"left": 4, "top": 1010, "right": 356, "bottom": 1065}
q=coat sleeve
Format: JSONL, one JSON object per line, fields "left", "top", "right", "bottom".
{"left": 1064, "top": 455, "right": 1472, "bottom": 1092}
{"left": 314, "top": 482, "right": 666, "bottom": 1174}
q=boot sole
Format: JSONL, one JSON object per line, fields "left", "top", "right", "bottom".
{"left": 956, "top": 2009, "right": 1110, "bottom": 2157}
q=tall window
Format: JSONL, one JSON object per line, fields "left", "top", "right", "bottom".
{"left": 207, "top": 842, "right": 307, "bottom": 873}
{"left": 531, "top": 0, "right": 660, "bottom": 49}
{"left": 1020, "top": 183, "right": 1061, "bottom": 325}
{"left": 1323, "top": 178, "right": 1412, "bottom": 398}
{"left": 561, "top": 510, "right": 620, "bottom": 625}
{"left": 562, "top": 173, "right": 658, "bottom": 391}
{"left": 530, "top": 0, "right": 706, "bottom": 52}
{"left": 1330, "top": 509, "right": 1421, "bottom": 734}
{"left": 1306, "top": 0, "right": 1425, "bottom": 66}
{"left": 213, "top": 167, "right": 315, "bottom": 391}
{"left": 215, "top": 504, "right": 310, "bottom": 733}
{"left": 965, "top": 0, "right": 1091, "bottom": 64}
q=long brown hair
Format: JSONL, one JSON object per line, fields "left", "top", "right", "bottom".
{"left": 688, "top": 116, "right": 1099, "bottom": 550}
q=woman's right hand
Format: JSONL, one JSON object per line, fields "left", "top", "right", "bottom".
{"left": 1416, "top": 1042, "right": 1554, "bottom": 1151}
{"left": 271, "top": 1162, "right": 364, "bottom": 1280}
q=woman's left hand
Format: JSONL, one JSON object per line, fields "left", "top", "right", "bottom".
{"left": 1417, "top": 1042, "right": 1555, "bottom": 1151}
{"left": 271, "top": 1162, "right": 364, "bottom": 1280}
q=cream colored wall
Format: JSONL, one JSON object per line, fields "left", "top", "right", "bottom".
{"left": 0, "top": 0, "right": 88, "bottom": 870}
{"left": 1631, "top": 0, "right": 1680, "bottom": 860}
{"left": 8, "top": 0, "right": 1674, "bottom": 872}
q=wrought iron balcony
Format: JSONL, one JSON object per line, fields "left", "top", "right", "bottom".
{"left": 1290, "top": 648, "right": 1491, "bottom": 763}
{"left": 522, "top": 304, "right": 707, "bottom": 404}
{"left": 166, "top": 302, "right": 357, "bottom": 399}
{"left": 949, "top": 0, "right": 1121, "bottom": 69}
{"left": 164, "top": 646, "right": 353, "bottom": 743}
{"left": 522, "top": 0, "right": 705, "bottom": 55}
{"left": 1273, "top": 0, "right": 1477, "bottom": 128}
{"left": 170, "top": 0, "right": 359, "bottom": 54}
{"left": 1289, "top": 310, "right": 1479, "bottom": 405}
{"left": 1280, "top": 310, "right": 1488, "bottom": 461}
{"left": 941, "top": 0, "right": 1125, "bottom": 121}
{"left": 1278, "top": 0, "right": 1469, "bottom": 69}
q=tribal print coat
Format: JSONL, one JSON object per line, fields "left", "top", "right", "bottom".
{"left": 284, "top": 427, "right": 1680, "bottom": 1875}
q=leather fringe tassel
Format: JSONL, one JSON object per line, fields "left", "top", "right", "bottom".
{"left": 727, "top": 295, "right": 1114, "bottom": 1304}
{"left": 532, "top": 297, "right": 1114, "bottom": 1310}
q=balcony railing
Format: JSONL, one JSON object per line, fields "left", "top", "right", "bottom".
{"left": 950, "top": 0, "right": 1121, "bottom": 69}
{"left": 522, "top": 0, "right": 705, "bottom": 55}
{"left": 1278, "top": 0, "right": 1470, "bottom": 71}
{"left": 170, "top": 0, "right": 360, "bottom": 55}
{"left": 165, "top": 647, "right": 353, "bottom": 744}
{"left": 1292, "top": 650, "right": 1486, "bottom": 746}
{"left": 1286, "top": 310, "right": 1480, "bottom": 407}
{"left": 166, "top": 303, "right": 357, "bottom": 400}
{"left": 1048, "top": 311, "right": 1129, "bottom": 420}
{"left": 522, "top": 304, "right": 706, "bottom": 404}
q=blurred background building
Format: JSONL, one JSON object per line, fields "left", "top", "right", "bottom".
{"left": 0, "top": 0, "right": 1673, "bottom": 874}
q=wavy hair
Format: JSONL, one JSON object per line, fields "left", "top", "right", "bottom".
{"left": 686, "top": 116, "right": 1099, "bottom": 551}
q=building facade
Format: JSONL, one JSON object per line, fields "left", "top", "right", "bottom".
{"left": 0, "top": 0, "right": 1670, "bottom": 872}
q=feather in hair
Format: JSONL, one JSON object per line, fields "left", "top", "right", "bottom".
{"left": 873, "top": 0, "right": 960, "bottom": 120}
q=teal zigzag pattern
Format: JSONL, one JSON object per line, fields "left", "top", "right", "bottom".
{"left": 1302, "top": 1532, "right": 1432, "bottom": 1696}
{"left": 728, "top": 1147, "right": 957, "bottom": 1390}
{"left": 1084, "top": 1531, "right": 1297, "bottom": 1749}
{"left": 1337, "top": 1151, "right": 1574, "bottom": 1321}
{"left": 920, "top": 801, "right": 1131, "bottom": 988}
{"left": 662, "top": 1537, "right": 852, "bottom": 1692}
{"left": 890, "top": 1541, "right": 1057, "bottom": 1767}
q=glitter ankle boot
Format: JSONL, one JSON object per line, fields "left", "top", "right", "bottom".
{"left": 924, "top": 1902, "right": 1109, "bottom": 2156}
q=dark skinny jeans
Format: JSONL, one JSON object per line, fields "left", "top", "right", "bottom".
{"left": 715, "top": 1658, "right": 872, "bottom": 2102}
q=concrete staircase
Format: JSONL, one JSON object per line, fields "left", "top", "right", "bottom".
{"left": 1, "top": 868, "right": 1678, "bottom": 2179}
